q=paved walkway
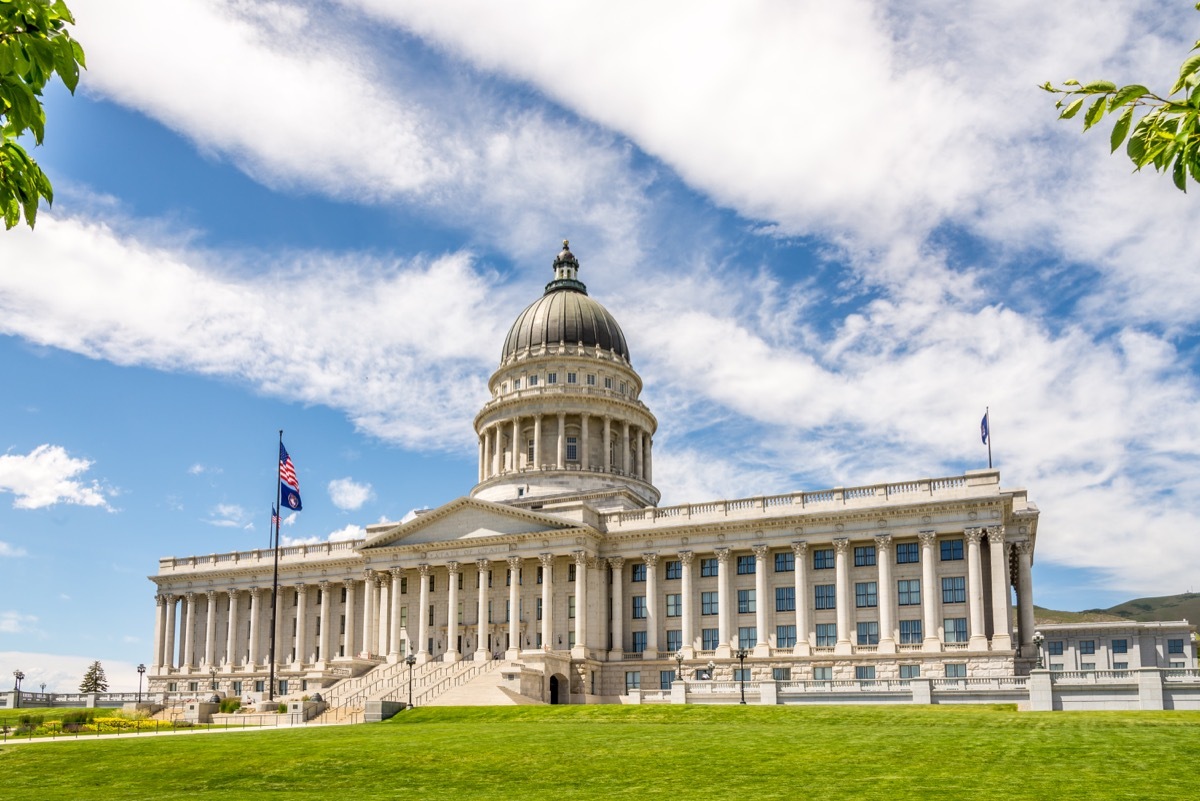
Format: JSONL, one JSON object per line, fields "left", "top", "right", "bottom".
{"left": 0, "top": 718, "right": 359, "bottom": 747}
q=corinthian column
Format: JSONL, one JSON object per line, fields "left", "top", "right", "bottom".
{"left": 153, "top": 595, "right": 167, "bottom": 673}
{"left": 342, "top": 578, "right": 357, "bottom": 658}
{"left": 446, "top": 561, "right": 461, "bottom": 662}
{"left": 791, "top": 541, "right": 811, "bottom": 655}
{"left": 247, "top": 588, "right": 261, "bottom": 667}
{"left": 318, "top": 580, "right": 332, "bottom": 667}
{"left": 752, "top": 544, "right": 770, "bottom": 656}
{"left": 1016, "top": 541, "right": 1036, "bottom": 654}
{"left": 417, "top": 564, "right": 432, "bottom": 664}
{"left": 183, "top": 592, "right": 197, "bottom": 670}
{"left": 643, "top": 552, "right": 660, "bottom": 659}
{"left": 919, "top": 531, "right": 941, "bottom": 652}
{"left": 539, "top": 554, "right": 555, "bottom": 650}
{"left": 533, "top": 414, "right": 543, "bottom": 470}
{"left": 679, "top": 551, "right": 695, "bottom": 657}
{"left": 608, "top": 557, "right": 625, "bottom": 659}
{"left": 965, "top": 527, "right": 989, "bottom": 651}
{"left": 475, "top": 559, "right": 491, "bottom": 661}
{"left": 361, "top": 571, "right": 377, "bottom": 658}
{"left": 225, "top": 588, "right": 240, "bottom": 670}
{"left": 580, "top": 412, "right": 590, "bottom": 470}
{"left": 506, "top": 556, "right": 522, "bottom": 659}
{"left": 988, "top": 527, "right": 1013, "bottom": 650}
{"left": 572, "top": 551, "right": 589, "bottom": 658}
{"left": 203, "top": 590, "right": 218, "bottom": 668}
{"left": 389, "top": 568, "right": 405, "bottom": 663}
{"left": 715, "top": 547, "right": 731, "bottom": 658}
{"left": 876, "top": 535, "right": 896, "bottom": 653}
{"left": 833, "top": 539, "right": 852, "bottom": 655}
{"left": 163, "top": 594, "right": 178, "bottom": 672}
{"left": 293, "top": 583, "right": 308, "bottom": 667}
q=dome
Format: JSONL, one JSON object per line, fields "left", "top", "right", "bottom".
{"left": 500, "top": 242, "right": 631, "bottom": 363}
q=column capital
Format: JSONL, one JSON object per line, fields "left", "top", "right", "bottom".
{"left": 964, "top": 526, "right": 984, "bottom": 545}
{"left": 1015, "top": 540, "right": 1034, "bottom": 556}
{"left": 373, "top": 575, "right": 384, "bottom": 588}
{"left": 185, "top": 590, "right": 196, "bottom": 600}
{"left": 987, "top": 525, "right": 1006, "bottom": 545}
{"left": 714, "top": 547, "right": 730, "bottom": 564}
{"left": 538, "top": 553, "right": 555, "bottom": 569}
{"left": 642, "top": 552, "right": 659, "bottom": 567}
{"left": 342, "top": 577, "right": 355, "bottom": 588}
{"left": 677, "top": 550, "right": 694, "bottom": 565}
{"left": 573, "top": 550, "right": 588, "bottom": 567}
{"left": 418, "top": 563, "right": 432, "bottom": 577}
{"left": 156, "top": 593, "right": 168, "bottom": 606}
{"left": 833, "top": 537, "right": 850, "bottom": 554}
{"left": 790, "top": 540, "right": 808, "bottom": 556}
{"left": 586, "top": 556, "right": 600, "bottom": 570}
{"left": 446, "top": 560, "right": 461, "bottom": 575}
{"left": 390, "top": 566, "right": 406, "bottom": 579}
{"left": 751, "top": 544, "right": 768, "bottom": 560}
{"left": 205, "top": 589, "right": 217, "bottom": 599}
{"left": 557, "top": 411, "right": 566, "bottom": 420}
{"left": 608, "top": 556, "right": 625, "bottom": 569}
{"left": 507, "top": 555, "right": 523, "bottom": 571}
{"left": 363, "top": 568, "right": 376, "bottom": 581}
{"left": 875, "top": 533, "right": 893, "bottom": 551}
{"left": 917, "top": 530, "right": 937, "bottom": 547}
{"left": 475, "top": 558, "right": 491, "bottom": 571}
{"left": 248, "top": 585, "right": 260, "bottom": 596}
{"left": 292, "top": 582, "right": 305, "bottom": 591}
{"left": 319, "top": 579, "right": 331, "bottom": 590}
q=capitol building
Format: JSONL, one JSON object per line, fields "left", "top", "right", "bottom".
{"left": 149, "top": 241, "right": 1050, "bottom": 705}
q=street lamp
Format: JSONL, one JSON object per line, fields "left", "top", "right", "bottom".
{"left": 405, "top": 653, "right": 417, "bottom": 708}
{"left": 735, "top": 649, "right": 748, "bottom": 705}
{"left": 674, "top": 650, "right": 684, "bottom": 687}
{"left": 137, "top": 663, "right": 147, "bottom": 703}
{"left": 1033, "top": 631, "right": 1045, "bottom": 670}
{"left": 209, "top": 665, "right": 218, "bottom": 692}
{"left": 12, "top": 670, "right": 24, "bottom": 709}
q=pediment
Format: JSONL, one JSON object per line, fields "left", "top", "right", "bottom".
{"left": 359, "top": 497, "right": 580, "bottom": 550}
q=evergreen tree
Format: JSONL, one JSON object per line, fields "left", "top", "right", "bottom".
{"left": 78, "top": 660, "right": 108, "bottom": 693}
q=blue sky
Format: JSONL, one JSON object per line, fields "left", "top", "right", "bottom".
{"left": 3, "top": 0, "right": 1200, "bottom": 691}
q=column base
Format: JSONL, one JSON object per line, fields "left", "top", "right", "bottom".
{"left": 753, "top": 643, "right": 771, "bottom": 658}
{"left": 608, "top": 649, "right": 623, "bottom": 662}
{"left": 792, "top": 643, "right": 812, "bottom": 656}
{"left": 991, "top": 633, "right": 1013, "bottom": 651}
{"left": 968, "top": 635, "right": 990, "bottom": 652}
{"left": 642, "top": 648, "right": 659, "bottom": 661}
{"left": 877, "top": 638, "right": 896, "bottom": 655}
{"left": 571, "top": 644, "right": 588, "bottom": 659}
{"left": 681, "top": 645, "right": 696, "bottom": 659}
{"left": 923, "top": 637, "right": 942, "bottom": 653}
{"left": 834, "top": 640, "right": 852, "bottom": 656}
{"left": 505, "top": 647, "right": 520, "bottom": 661}
{"left": 442, "top": 650, "right": 461, "bottom": 663}
{"left": 387, "top": 652, "right": 401, "bottom": 664}
{"left": 474, "top": 649, "right": 490, "bottom": 662}
{"left": 415, "top": 651, "right": 432, "bottom": 666}
{"left": 716, "top": 644, "right": 732, "bottom": 659}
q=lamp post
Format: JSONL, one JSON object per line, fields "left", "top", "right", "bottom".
{"left": 12, "top": 670, "right": 24, "bottom": 709}
{"left": 674, "top": 650, "right": 684, "bottom": 687}
{"left": 405, "top": 653, "right": 417, "bottom": 708}
{"left": 735, "top": 649, "right": 748, "bottom": 705}
{"left": 1033, "top": 631, "right": 1045, "bottom": 670}
{"left": 137, "top": 663, "right": 146, "bottom": 703}
{"left": 209, "top": 665, "right": 218, "bottom": 692}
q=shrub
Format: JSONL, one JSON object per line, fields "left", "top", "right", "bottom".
{"left": 277, "top": 703, "right": 287, "bottom": 714}
{"left": 219, "top": 698, "right": 242, "bottom": 714}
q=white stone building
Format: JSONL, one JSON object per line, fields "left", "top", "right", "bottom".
{"left": 149, "top": 242, "right": 1045, "bottom": 703}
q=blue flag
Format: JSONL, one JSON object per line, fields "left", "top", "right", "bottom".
{"left": 980, "top": 412, "right": 989, "bottom": 445}
{"left": 279, "top": 442, "right": 302, "bottom": 511}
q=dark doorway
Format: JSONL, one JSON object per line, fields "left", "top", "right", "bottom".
{"left": 549, "top": 674, "right": 565, "bottom": 704}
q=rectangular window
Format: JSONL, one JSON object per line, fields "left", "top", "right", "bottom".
{"left": 1112, "top": 639, "right": 1128, "bottom": 654}
{"left": 341, "top": 587, "right": 347, "bottom": 603}
{"left": 737, "top": 588, "right": 756, "bottom": 614}
{"left": 567, "top": 372, "right": 577, "bottom": 384}
{"left": 738, "top": 626, "right": 757, "bottom": 648}
{"left": 899, "top": 664, "right": 920, "bottom": 679}
{"left": 899, "top": 619, "right": 923, "bottom": 644}
{"left": 604, "top": 376, "right": 613, "bottom": 389}
{"left": 566, "top": 436, "right": 578, "bottom": 461}
{"left": 702, "top": 628, "right": 719, "bottom": 650}
{"left": 631, "top": 631, "right": 647, "bottom": 653}
{"left": 660, "top": 670, "right": 676, "bottom": 690}
{"left": 429, "top": 575, "right": 435, "bottom": 592}
{"left": 776, "top": 624, "right": 797, "bottom": 648}
{"left": 666, "top": 629, "right": 682, "bottom": 652}
{"left": 813, "top": 666, "right": 832, "bottom": 681}
{"left": 815, "top": 584, "right": 836, "bottom": 610}
{"left": 855, "top": 581, "right": 878, "bottom": 608}
{"left": 666, "top": 593, "right": 682, "bottom": 617}
{"left": 568, "top": 563, "right": 576, "bottom": 582}
{"left": 568, "top": 596, "right": 575, "bottom": 619}
{"left": 536, "top": 597, "right": 542, "bottom": 621}
{"left": 813, "top": 549, "right": 834, "bottom": 570}
{"left": 816, "top": 623, "right": 837, "bottom": 647}
{"left": 1168, "top": 638, "right": 1185, "bottom": 654}
{"left": 945, "top": 663, "right": 967, "bottom": 678}
{"left": 1080, "top": 662, "right": 1096, "bottom": 671}
{"left": 1113, "top": 661, "right": 1129, "bottom": 670}
{"left": 547, "top": 372, "right": 557, "bottom": 384}
{"left": 488, "top": 570, "right": 494, "bottom": 588}
{"left": 1048, "top": 640, "right": 1064, "bottom": 656}
{"left": 941, "top": 576, "right": 966, "bottom": 604}
{"left": 733, "top": 667, "right": 751, "bottom": 682}
{"left": 488, "top": 601, "right": 494, "bottom": 623}
{"left": 855, "top": 665, "right": 876, "bottom": 680}
{"left": 537, "top": 566, "right": 544, "bottom": 585}
{"left": 700, "top": 558, "right": 718, "bottom": 577}
{"left": 701, "top": 591, "right": 719, "bottom": 616}
{"left": 1080, "top": 640, "right": 1096, "bottom": 655}
{"left": 1050, "top": 663, "right": 1063, "bottom": 672}
{"left": 232, "top": 680, "right": 243, "bottom": 695}
{"left": 898, "top": 579, "right": 921, "bottom": 606}
{"left": 944, "top": 618, "right": 968, "bottom": 643}
{"left": 631, "top": 563, "right": 647, "bottom": 582}
{"left": 631, "top": 596, "right": 647, "bottom": 620}
{"left": 512, "top": 378, "right": 521, "bottom": 390}
{"left": 620, "top": 381, "right": 627, "bottom": 394}
{"left": 775, "top": 586, "right": 795, "bottom": 612}
{"left": 665, "top": 560, "right": 682, "bottom": 580}
{"left": 856, "top": 621, "right": 880, "bottom": 646}
{"left": 529, "top": 374, "right": 538, "bottom": 386}
{"left": 896, "top": 542, "right": 919, "bottom": 564}
{"left": 736, "top": 555, "right": 756, "bottom": 574}
{"left": 254, "top": 680, "right": 264, "bottom": 693}
{"left": 586, "top": 374, "right": 596, "bottom": 386}
{"left": 774, "top": 551, "right": 794, "bottom": 572}
{"left": 527, "top": 439, "right": 534, "bottom": 463}
{"left": 854, "top": 546, "right": 876, "bottom": 567}
{"left": 773, "top": 667, "right": 792, "bottom": 681}
{"left": 940, "top": 539, "right": 964, "bottom": 561}
{"left": 625, "top": 671, "right": 640, "bottom": 691}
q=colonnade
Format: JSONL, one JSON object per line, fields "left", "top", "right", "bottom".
{"left": 477, "top": 412, "right": 652, "bottom": 483}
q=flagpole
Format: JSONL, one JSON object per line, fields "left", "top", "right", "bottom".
{"left": 984, "top": 407, "right": 993, "bottom": 470}
{"left": 268, "top": 429, "right": 283, "bottom": 703}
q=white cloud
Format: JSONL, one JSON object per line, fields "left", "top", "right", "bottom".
{"left": 0, "top": 444, "right": 110, "bottom": 510}
{"left": 0, "top": 612, "right": 37, "bottom": 634}
{"left": 0, "top": 541, "right": 29, "bottom": 558}
{"left": 188, "top": 463, "right": 221, "bottom": 476}
{"left": 328, "top": 477, "right": 374, "bottom": 511}
{"left": 206, "top": 503, "right": 251, "bottom": 529}
{"left": 280, "top": 523, "right": 365, "bottom": 548}
{"left": 0, "top": 652, "right": 146, "bottom": 693}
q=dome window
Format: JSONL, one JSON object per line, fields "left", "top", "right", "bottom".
{"left": 586, "top": 374, "right": 596, "bottom": 386}
{"left": 567, "top": 372, "right": 577, "bottom": 384}
{"left": 548, "top": 372, "right": 557, "bottom": 384}
{"left": 512, "top": 378, "right": 520, "bottom": 390}
{"left": 529, "top": 375, "right": 539, "bottom": 387}
{"left": 604, "top": 376, "right": 613, "bottom": 389}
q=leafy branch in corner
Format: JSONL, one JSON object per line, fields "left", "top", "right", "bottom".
{"left": 1042, "top": 2, "right": 1200, "bottom": 192}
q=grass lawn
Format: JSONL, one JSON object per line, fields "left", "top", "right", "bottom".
{"left": 2, "top": 704, "right": 1198, "bottom": 800}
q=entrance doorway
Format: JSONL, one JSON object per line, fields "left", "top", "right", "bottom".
{"left": 549, "top": 674, "right": 568, "bottom": 704}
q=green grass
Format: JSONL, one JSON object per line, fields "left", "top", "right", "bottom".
{"left": 2, "top": 705, "right": 1199, "bottom": 800}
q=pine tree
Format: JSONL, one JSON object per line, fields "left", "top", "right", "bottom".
{"left": 79, "top": 660, "right": 108, "bottom": 693}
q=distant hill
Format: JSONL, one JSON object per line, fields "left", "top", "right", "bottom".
{"left": 1035, "top": 592, "right": 1200, "bottom": 626}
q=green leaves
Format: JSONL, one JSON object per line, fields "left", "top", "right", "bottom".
{"left": 0, "top": 0, "right": 86, "bottom": 229}
{"left": 1110, "top": 106, "right": 1134, "bottom": 152}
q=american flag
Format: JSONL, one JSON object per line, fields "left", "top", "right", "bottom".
{"left": 271, "top": 506, "right": 281, "bottom": 526}
{"left": 279, "top": 443, "right": 299, "bottom": 490}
